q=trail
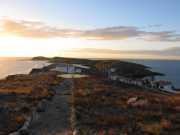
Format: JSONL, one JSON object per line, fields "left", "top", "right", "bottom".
{"left": 29, "top": 79, "right": 73, "bottom": 135}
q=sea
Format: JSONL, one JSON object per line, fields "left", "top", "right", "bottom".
{"left": 0, "top": 58, "right": 179, "bottom": 88}
{"left": 126, "top": 59, "right": 180, "bottom": 88}
{"left": 0, "top": 57, "right": 50, "bottom": 79}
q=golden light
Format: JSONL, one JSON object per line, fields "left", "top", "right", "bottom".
{"left": 0, "top": 36, "right": 84, "bottom": 57}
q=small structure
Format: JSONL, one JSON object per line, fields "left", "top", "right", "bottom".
{"left": 51, "top": 63, "right": 90, "bottom": 74}
{"left": 153, "top": 80, "right": 174, "bottom": 92}
{"left": 51, "top": 63, "right": 70, "bottom": 73}
{"left": 100, "top": 61, "right": 178, "bottom": 94}
{"left": 108, "top": 63, "right": 166, "bottom": 89}
{"left": 72, "top": 64, "right": 90, "bottom": 73}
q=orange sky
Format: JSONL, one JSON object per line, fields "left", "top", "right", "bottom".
{"left": 0, "top": 0, "right": 180, "bottom": 59}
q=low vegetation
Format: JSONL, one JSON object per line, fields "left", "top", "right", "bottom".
{"left": 0, "top": 71, "right": 62, "bottom": 134}
{"left": 71, "top": 76, "right": 180, "bottom": 135}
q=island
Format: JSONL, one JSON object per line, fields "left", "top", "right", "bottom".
{"left": 0, "top": 57, "right": 179, "bottom": 135}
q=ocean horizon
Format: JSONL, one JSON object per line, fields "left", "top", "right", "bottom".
{"left": 0, "top": 57, "right": 179, "bottom": 88}
{"left": 127, "top": 59, "right": 180, "bottom": 88}
{"left": 0, "top": 58, "right": 49, "bottom": 79}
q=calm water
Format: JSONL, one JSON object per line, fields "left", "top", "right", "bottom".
{"left": 127, "top": 59, "right": 180, "bottom": 88}
{"left": 0, "top": 58, "right": 180, "bottom": 88}
{"left": 0, "top": 58, "right": 49, "bottom": 79}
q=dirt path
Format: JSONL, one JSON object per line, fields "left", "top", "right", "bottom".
{"left": 29, "top": 79, "right": 73, "bottom": 135}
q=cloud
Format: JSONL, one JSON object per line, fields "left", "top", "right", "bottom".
{"left": 147, "top": 24, "right": 162, "bottom": 28}
{"left": 0, "top": 18, "right": 180, "bottom": 42}
{"left": 0, "top": 19, "right": 79, "bottom": 38}
{"left": 79, "top": 26, "right": 143, "bottom": 40}
{"left": 69, "top": 47, "right": 180, "bottom": 56}
{"left": 140, "top": 31, "right": 180, "bottom": 42}
{"left": 66, "top": 47, "right": 180, "bottom": 60}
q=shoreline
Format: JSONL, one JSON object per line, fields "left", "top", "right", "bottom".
{"left": 0, "top": 57, "right": 180, "bottom": 135}
{"left": 0, "top": 63, "right": 61, "bottom": 135}
{"left": 0, "top": 59, "right": 51, "bottom": 80}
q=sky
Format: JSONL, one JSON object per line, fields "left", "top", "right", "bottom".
{"left": 0, "top": 0, "right": 180, "bottom": 59}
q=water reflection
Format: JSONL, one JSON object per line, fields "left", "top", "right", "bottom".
{"left": 0, "top": 58, "right": 49, "bottom": 79}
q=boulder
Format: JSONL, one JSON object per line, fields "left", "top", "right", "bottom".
{"left": 127, "top": 97, "right": 138, "bottom": 105}
{"left": 19, "top": 129, "right": 29, "bottom": 135}
{"left": 36, "top": 99, "right": 48, "bottom": 112}
{"left": 132, "top": 99, "right": 148, "bottom": 107}
{"left": 29, "top": 68, "right": 43, "bottom": 74}
{"left": 127, "top": 97, "right": 148, "bottom": 107}
{"left": 9, "top": 132, "right": 20, "bottom": 135}
{"left": 73, "top": 130, "right": 77, "bottom": 135}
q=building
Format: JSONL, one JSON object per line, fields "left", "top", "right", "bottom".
{"left": 51, "top": 63, "right": 90, "bottom": 74}
{"left": 72, "top": 64, "right": 90, "bottom": 73}
{"left": 108, "top": 64, "right": 165, "bottom": 88}
{"left": 106, "top": 63, "right": 179, "bottom": 94}
{"left": 153, "top": 80, "right": 175, "bottom": 92}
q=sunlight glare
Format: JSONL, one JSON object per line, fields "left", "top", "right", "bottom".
{"left": 0, "top": 36, "right": 83, "bottom": 57}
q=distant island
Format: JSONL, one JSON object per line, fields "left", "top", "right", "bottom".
{"left": 31, "top": 56, "right": 50, "bottom": 61}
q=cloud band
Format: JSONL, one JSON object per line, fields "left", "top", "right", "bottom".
{"left": 0, "top": 19, "right": 180, "bottom": 42}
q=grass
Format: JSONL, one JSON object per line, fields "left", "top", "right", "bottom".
{"left": 0, "top": 71, "right": 63, "bottom": 134}
{"left": 71, "top": 76, "right": 180, "bottom": 135}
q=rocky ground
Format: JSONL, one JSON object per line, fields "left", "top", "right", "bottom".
{"left": 29, "top": 79, "right": 73, "bottom": 135}
{"left": 72, "top": 76, "right": 180, "bottom": 135}
{"left": 0, "top": 71, "right": 61, "bottom": 135}
{"left": 1, "top": 59, "right": 180, "bottom": 135}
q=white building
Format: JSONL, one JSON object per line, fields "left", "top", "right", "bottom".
{"left": 51, "top": 63, "right": 90, "bottom": 73}
{"left": 153, "top": 80, "right": 175, "bottom": 92}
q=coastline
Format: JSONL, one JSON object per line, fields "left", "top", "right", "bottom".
{"left": 0, "top": 62, "right": 61, "bottom": 135}
{"left": 0, "top": 59, "right": 50, "bottom": 80}
{"left": 0, "top": 57, "right": 180, "bottom": 135}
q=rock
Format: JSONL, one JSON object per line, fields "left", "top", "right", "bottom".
{"left": 132, "top": 99, "right": 148, "bottom": 107}
{"left": 127, "top": 97, "right": 138, "bottom": 105}
{"left": 36, "top": 99, "right": 47, "bottom": 112}
{"left": 19, "top": 129, "right": 29, "bottom": 135}
{"left": 31, "top": 110, "right": 39, "bottom": 122}
{"left": 73, "top": 130, "right": 78, "bottom": 135}
{"left": 9, "top": 132, "right": 20, "bottom": 135}
{"left": 127, "top": 97, "right": 148, "bottom": 107}
{"left": 29, "top": 68, "right": 43, "bottom": 74}
{"left": 0, "top": 71, "right": 59, "bottom": 134}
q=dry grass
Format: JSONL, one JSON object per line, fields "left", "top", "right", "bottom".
{"left": 72, "top": 76, "right": 180, "bottom": 135}
{"left": 0, "top": 71, "right": 62, "bottom": 134}
{"left": 0, "top": 71, "right": 61, "bottom": 97}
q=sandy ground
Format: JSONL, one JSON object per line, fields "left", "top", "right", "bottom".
{"left": 29, "top": 79, "right": 73, "bottom": 135}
